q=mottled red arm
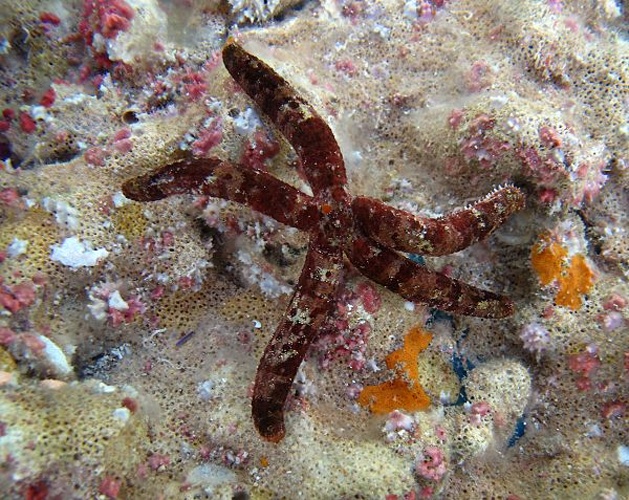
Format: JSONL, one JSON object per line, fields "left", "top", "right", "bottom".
{"left": 346, "top": 233, "right": 515, "bottom": 318}
{"left": 222, "top": 42, "right": 346, "bottom": 197}
{"left": 352, "top": 186, "right": 525, "bottom": 256}
{"left": 122, "top": 158, "right": 320, "bottom": 231}
{"left": 252, "top": 231, "right": 344, "bottom": 441}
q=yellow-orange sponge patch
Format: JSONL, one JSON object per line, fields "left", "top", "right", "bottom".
{"left": 358, "top": 325, "right": 432, "bottom": 414}
{"left": 531, "top": 234, "right": 594, "bottom": 310}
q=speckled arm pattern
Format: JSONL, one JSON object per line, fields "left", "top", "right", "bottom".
{"left": 122, "top": 40, "right": 525, "bottom": 442}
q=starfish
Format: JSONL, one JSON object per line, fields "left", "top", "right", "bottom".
{"left": 122, "top": 41, "right": 526, "bottom": 442}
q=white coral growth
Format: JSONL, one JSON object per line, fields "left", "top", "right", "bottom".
{"left": 228, "top": 0, "right": 300, "bottom": 23}
{"left": 520, "top": 322, "right": 551, "bottom": 356}
{"left": 50, "top": 237, "right": 109, "bottom": 268}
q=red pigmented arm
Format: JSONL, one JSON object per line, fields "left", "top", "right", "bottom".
{"left": 346, "top": 234, "right": 515, "bottom": 318}
{"left": 222, "top": 42, "right": 346, "bottom": 196}
{"left": 352, "top": 186, "right": 525, "bottom": 256}
{"left": 122, "top": 158, "right": 320, "bottom": 230}
{"left": 252, "top": 232, "right": 344, "bottom": 441}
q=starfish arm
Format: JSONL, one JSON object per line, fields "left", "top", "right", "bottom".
{"left": 122, "top": 158, "right": 320, "bottom": 230}
{"left": 352, "top": 186, "right": 525, "bottom": 256}
{"left": 222, "top": 42, "right": 347, "bottom": 197}
{"left": 346, "top": 234, "right": 515, "bottom": 318}
{"left": 252, "top": 232, "right": 344, "bottom": 442}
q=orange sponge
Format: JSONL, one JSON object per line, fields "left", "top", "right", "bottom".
{"left": 554, "top": 254, "right": 594, "bottom": 310}
{"left": 358, "top": 325, "right": 432, "bottom": 414}
{"left": 531, "top": 234, "right": 594, "bottom": 310}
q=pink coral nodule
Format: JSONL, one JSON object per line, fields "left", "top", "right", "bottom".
{"left": 416, "top": 446, "right": 447, "bottom": 482}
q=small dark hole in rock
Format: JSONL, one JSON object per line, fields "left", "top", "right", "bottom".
{"left": 121, "top": 109, "right": 139, "bottom": 124}
{"left": 0, "top": 134, "right": 11, "bottom": 161}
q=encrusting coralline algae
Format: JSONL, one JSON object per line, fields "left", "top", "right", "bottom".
{"left": 0, "top": 0, "right": 627, "bottom": 498}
